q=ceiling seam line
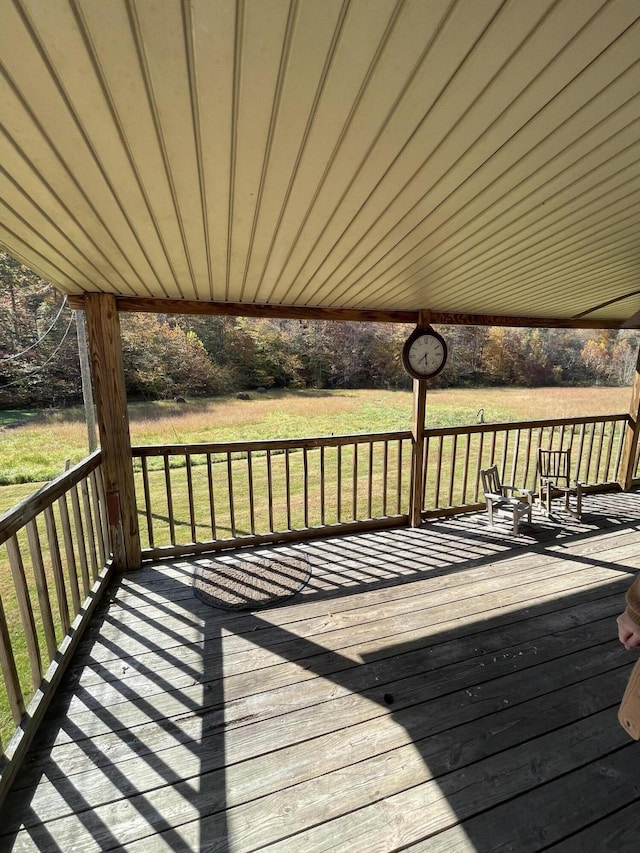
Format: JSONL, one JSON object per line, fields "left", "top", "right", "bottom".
{"left": 424, "top": 200, "right": 640, "bottom": 289}
{"left": 225, "top": 0, "right": 244, "bottom": 301}
{"left": 259, "top": 0, "right": 408, "bottom": 305}
{"left": 357, "top": 154, "right": 640, "bottom": 301}
{"left": 271, "top": 0, "right": 481, "bottom": 306}
{"left": 12, "top": 0, "right": 157, "bottom": 297}
{"left": 325, "top": 70, "right": 640, "bottom": 305}
{"left": 237, "top": 0, "right": 299, "bottom": 303}
{"left": 182, "top": 0, "right": 213, "bottom": 301}
{"left": 69, "top": 0, "right": 181, "bottom": 299}
{"left": 358, "top": 110, "right": 640, "bottom": 295}
{"left": 315, "top": 1, "right": 640, "bottom": 307}
{"left": 125, "top": 0, "right": 194, "bottom": 299}
{"left": 300, "top": 0, "right": 569, "bottom": 306}
{"left": 0, "top": 70, "right": 139, "bottom": 293}
{"left": 252, "top": 0, "right": 354, "bottom": 303}
{"left": 405, "top": 213, "right": 640, "bottom": 297}
{"left": 0, "top": 190, "right": 105, "bottom": 288}
{"left": 0, "top": 160, "right": 125, "bottom": 287}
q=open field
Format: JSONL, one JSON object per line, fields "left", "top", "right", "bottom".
{"left": 0, "top": 386, "right": 629, "bottom": 499}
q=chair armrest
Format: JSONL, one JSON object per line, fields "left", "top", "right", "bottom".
{"left": 503, "top": 485, "right": 534, "bottom": 501}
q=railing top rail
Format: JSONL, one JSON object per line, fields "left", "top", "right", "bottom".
{"left": 132, "top": 430, "right": 413, "bottom": 457}
{"left": 0, "top": 449, "right": 103, "bottom": 546}
{"left": 424, "top": 412, "right": 629, "bottom": 438}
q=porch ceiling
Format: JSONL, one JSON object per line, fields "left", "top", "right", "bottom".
{"left": 1, "top": 0, "right": 640, "bottom": 325}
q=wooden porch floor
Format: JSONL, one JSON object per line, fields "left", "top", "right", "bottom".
{"left": 3, "top": 493, "right": 640, "bottom": 852}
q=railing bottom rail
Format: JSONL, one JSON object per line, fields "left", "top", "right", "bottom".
{"left": 141, "top": 514, "right": 409, "bottom": 562}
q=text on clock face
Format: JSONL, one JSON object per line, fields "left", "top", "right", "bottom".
{"left": 408, "top": 336, "right": 444, "bottom": 370}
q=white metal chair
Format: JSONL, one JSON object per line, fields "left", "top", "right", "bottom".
{"left": 480, "top": 464, "right": 533, "bottom": 535}
{"left": 537, "top": 448, "right": 583, "bottom": 520}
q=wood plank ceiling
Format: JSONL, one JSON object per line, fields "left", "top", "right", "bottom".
{"left": 1, "top": 0, "right": 640, "bottom": 325}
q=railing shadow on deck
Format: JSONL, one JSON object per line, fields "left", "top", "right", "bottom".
{"left": 2, "top": 491, "right": 640, "bottom": 850}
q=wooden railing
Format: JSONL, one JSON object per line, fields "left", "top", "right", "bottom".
{"left": 132, "top": 431, "right": 413, "bottom": 559}
{"left": 0, "top": 450, "right": 110, "bottom": 799}
{"left": 133, "top": 413, "right": 631, "bottom": 557}
{"left": 421, "top": 414, "right": 630, "bottom": 518}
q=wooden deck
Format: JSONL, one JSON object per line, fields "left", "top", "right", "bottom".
{"left": 2, "top": 493, "right": 640, "bottom": 852}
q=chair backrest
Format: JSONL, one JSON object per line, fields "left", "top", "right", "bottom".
{"left": 481, "top": 464, "right": 501, "bottom": 496}
{"left": 538, "top": 448, "right": 571, "bottom": 486}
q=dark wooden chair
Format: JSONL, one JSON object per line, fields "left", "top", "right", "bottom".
{"left": 537, "top": 448, "right": 583, "bottom": 520}
{"left": 480, "top": 464, "right": 533, "bottom": 535}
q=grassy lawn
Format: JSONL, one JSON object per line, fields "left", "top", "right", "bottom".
{"left": 0, "top": 386, "right": 628, "bottom": 501}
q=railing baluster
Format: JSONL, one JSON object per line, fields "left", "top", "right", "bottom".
{"left": 320, "top": 446, "right": 326, "bottom": 526}
{"left": 266, "top": 449, "right": 274, "bottom": 532}
{"left": 57, "top": 493, "right": 81, "bottom": 615}
{"left": 603, "top": 420, "right": 616, "bottom": 481}
{"left": 422, "top": 435, "right": 430, "bottom": 509}
{"left": 474, "top": 431, "right": 485, "bottom": 501}
{"left": 43, "top": 507, "right": 70, "bottom": 636}
{"left": 593, "top": 421, "right": 606, "bottom": 482}
{"left": 510, "top": 428, "right": 520, "bottom": 486}
{"left": 337, "top": 445, "right": 342, "bottom": 522}
{"left": 81, "top": 478, "right": 98, "bottom": 581}
{"left": 352, "top": 443, "right": 358, "bottom": 520}
{"left": 584, "top": 422, "right": 596, "bottom": 482}
{"left": 367, "top": 442, "right": 374, "bottom": 519}
{"left": 285, "top": 449, "right": 292, "bottom": 529}
{"left": 615, "top": 419, "right": 627, "bottom": 481}
{"left": 186, "top": 454, "right": 197, "bottom": 542}
{"left": 522, "top": 428, "right": 533, "bottom": 490}
{"left": 500, "top": 431, "right": 509, "bottom": 482}
{"left": 227, "top": 453, "right": 236, "bottom": 538}
{"left": 575, "top": 423, "right": 587, "bottom": 482}
{"left": 448, "top": 434, "right": 457, "bottom": 507}
{"left": 397, "top": 438, "right": 404, "bottom": 515}
{"left": 434, "top": 435, "right": 443, "bottom": 508}
{"left": 245, "top": 451, "right": 254, "bottom": 535}
{"left": 141, "top": 456, "right": 154, "bottom": 549}
{"left": 89, "top": 470, "right": 106, "bottom": 569}
{"left": 206, "top": 453, "right": 217, "bottom": 538}
{"left": 95, "top": 466, "right": 110, "bottom": 558}
{"left": 301, "top": 447, "right": 308, "bottom": 528}
{"left": 164, "top": 455, "right": 176, "bottom": 546}
{"left": 382, "top": 441, "right": 389, "bottom": 516}
{"left": 70, "top": 484, "right": 90, "bottom": 599}
{"left": 559, "top": 424, "right": 566, "bottom": 450}
{"left": 0, "top": 590, "right": 25, "bottom": 725}
{"left": 25, "top": 520, "right": 58, "bottom": 660}
{"left": 6, "top": 535, "right": 41, "bottom": 691}
{"left": 461, "top": 434, "right": 471, "bottom": 504}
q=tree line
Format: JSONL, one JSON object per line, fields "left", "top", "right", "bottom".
{"left": 1, "top": 252, "right": 638, "bottom": 409}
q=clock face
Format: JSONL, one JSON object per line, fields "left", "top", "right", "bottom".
{"left": 402, "top": 328, "right": 448, "bottom": 379}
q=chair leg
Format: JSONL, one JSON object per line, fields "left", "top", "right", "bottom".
{"left": 487, "top": 502, "right": 494, "bottom": 527}
{"left": 512, "top": 507, "right": 519, "bottom": 535}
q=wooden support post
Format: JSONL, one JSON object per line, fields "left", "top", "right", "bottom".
{"left": 409, "top": 377, "right": 428, "bottom": 526}
{"left": 409, "top": 311, "right": 431, "bottom": 526}
{"left": 618, "top": 345, "right": 640, "bottom": 491}
{"left": 83, "top": 294, "right": 141, "bottom": 570}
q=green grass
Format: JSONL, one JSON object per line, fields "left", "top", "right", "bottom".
{"left": 0, "top": 386, "right": 627, "bottom": 493}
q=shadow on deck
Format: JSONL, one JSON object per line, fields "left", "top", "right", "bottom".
{"left": 2, "top": 492, "right": 640, "bottom": 851}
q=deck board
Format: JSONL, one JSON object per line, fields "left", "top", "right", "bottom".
{"left": 2, "top": 493, "right": 640, "bottom": 851}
